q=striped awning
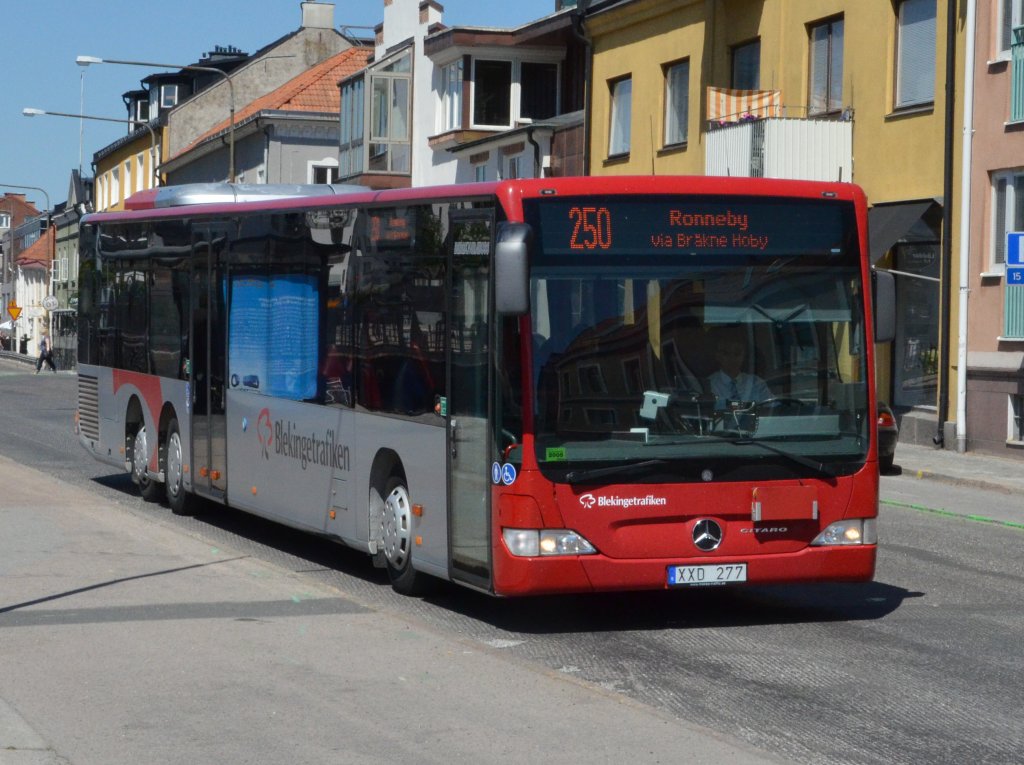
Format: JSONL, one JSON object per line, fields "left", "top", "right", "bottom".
{"left": 707, "top": 87, "right": 782, "bottom": 123}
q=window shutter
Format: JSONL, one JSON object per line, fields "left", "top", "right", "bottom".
{"left": 896, "top": 0, "right": 936, "bottom": 107}
{"left": 1005, "top": 281, "right": 1024, "bottom": 337}
{"left": 809, "top": 25, "right": 829, "bottom": 114}
{"left": 1001, "top": 174, "right": 1024, "bottom": 336}
{"left": 829, "top": 20, "right": 844, "bottom": 111}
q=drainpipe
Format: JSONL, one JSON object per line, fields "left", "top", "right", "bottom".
{"left": 262, "top": 121, "right": 271, "bottom": 184}
{"left": 571, "top": 0, "right": 593, "bottom": 175}
{"left": 526, "top": 125, "right": 542, "bottom": 178}
{"left": 956, "top": 0, "right": 977, "bottom": 453}
{"left": 936, "top": 0, "right": 957, "bottom": 448}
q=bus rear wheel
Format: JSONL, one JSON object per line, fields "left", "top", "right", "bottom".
{"left": 378, "top": 477, "right": 430, "bottom": 596}
{"left": 130, "top": 424, "right": 162, "bottom": 503}
{"left": 165, "top": 418, "right": 195, "bottom": 516}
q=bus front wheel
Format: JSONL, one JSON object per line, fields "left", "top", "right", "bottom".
{"left": 378, "top": 477, "right": 430, "bottom": 596}
{"left": 165, "top": 418, "right": 195, "bottom": 516}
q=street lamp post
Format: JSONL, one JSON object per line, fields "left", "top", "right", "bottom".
{"left": 23, "top": 108, "right": 160, "bottom": 187}
{"left": 76, "top": 55, "right": 236, "bottom": 182}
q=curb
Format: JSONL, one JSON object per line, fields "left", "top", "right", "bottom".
{"left": 0, "top": 351, "right": 34, "bottom": 366}
{"left": 897, "top": 465, "right": 1018, "bottom": 496}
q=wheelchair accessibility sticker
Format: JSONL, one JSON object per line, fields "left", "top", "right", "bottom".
{"left": 491, "top": 461, "right": 517, "bottom": 485}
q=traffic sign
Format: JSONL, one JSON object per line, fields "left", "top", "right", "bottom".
{"left": 1007, "top": 232, "right": 1024, "bottom": 266}
{"left": 1007, "top": 267, "right": 1024, "bottom": 285}
{"left": 42, "top": 295, "right": 58, "bottom": 311}
{"left": 6, "top": 301, "right": 20, "bottom": 321}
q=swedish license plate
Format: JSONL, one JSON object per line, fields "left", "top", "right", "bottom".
{"left": 668, "top": 563, "right": 747, "bottom": 586}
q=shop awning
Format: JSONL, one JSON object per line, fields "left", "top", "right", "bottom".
{"left": 868, "top": 200, "right": 937, "bottom": 263}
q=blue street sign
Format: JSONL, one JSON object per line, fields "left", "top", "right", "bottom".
{"left": 1007, "top": 232, "right": 1024, "bottom": 266}
{"left": 1007, "top": 267, "right": 1024, "bottom": 285}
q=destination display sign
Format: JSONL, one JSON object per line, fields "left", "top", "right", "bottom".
{"left": 367, "top": 207, "right": 415, "bottom": 249}
{"left": 527, "top": 196, "right": 851, "bottom": 259}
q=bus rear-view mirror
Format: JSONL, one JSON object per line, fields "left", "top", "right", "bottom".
{"left": 873, "top": 269, "right": 895, "bottom": 343}
{"left": 495, "top": 222, "right": 531, "bottom": 315}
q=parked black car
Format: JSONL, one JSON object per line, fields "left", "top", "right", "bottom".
{"left": 877, "top": 402, "right": 898, "bottom": 473}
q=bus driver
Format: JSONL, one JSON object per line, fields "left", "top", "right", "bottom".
{"left": 705, "top": 326, "right": 771, "bottom": 408}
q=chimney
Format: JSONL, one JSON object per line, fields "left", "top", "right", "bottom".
{"left": 301, "top": 1, "right": 334, "bottom": 29}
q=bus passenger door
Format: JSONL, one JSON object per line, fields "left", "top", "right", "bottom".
{"left": 446, "top": 211, "right": 495, "bottom": 591}
{"left": 190, "top": 224, "right": 230, "bottom": 503}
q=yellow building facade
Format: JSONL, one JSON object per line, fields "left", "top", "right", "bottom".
{"left": 93, "top": 129, "right": 162, "bottom": 212}
{"left": 586, "top": 0, "right": 963, "bottom": 443}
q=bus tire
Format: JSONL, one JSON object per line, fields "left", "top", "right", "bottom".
{"left": 165, "top": 417, "right": 195, "bottom": 516}
{"left": 378, "top": 476, "right": 431, "bottom": 596}
{"left": 130, "top": 424, "right": 163, "bottom": 503}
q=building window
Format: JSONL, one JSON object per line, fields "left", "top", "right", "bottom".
{"left": 132, "top": 99, "right": 149, "bottom": 124}
{"left": 1000, "top": 0, "right": 1024, "bottom": 58}
{"left": 111, "top": 167, "right": 120, "bottom": 206}
{"left": 136, "top": 153, "right": 145, "bottom": 192}
{"left": 368, "top": 52, "right": 412, "bottom": 174}
{"left": 441, "top": 59, "right": 463, "bottom": 131}
{"left": 895, "top": 0, "right": 936, "bottom": 109}
{"left": 312, "top": 165, "right": 340, "bottom": 184}
{"left": 1011, "top": 394, "right": 1024, "bottom": 442}
{"left": 161, "top": 85, "right": 179, "bottom": 109}
{"left": 0, "top": 213, "right": 10, "bottom": 229}
{"left": 520, "top": 62, "right": 558, "bottom": 121}
{"left": 663, "top": 59, "right": 689, "bottom": 147}
{"left": 339, "top": 77, "right": 365, "bottom": 178}
{"left": 994, "top": 171, "right": 1024, "bottom": 337}
{"left": 468, "top": 58, "right": 559, "bottom": 129}
{"left": 809, "top": 18, "right": 844, "bottom": 114}
{"left": 507, "top": 155, "right": 521, "bottom": 180}
{"left": 992, "top": 171, "right": 1024, "bottom": 271}
{"left": 474, "top": 60, "right": 512, "bottom": 127}
{"left": 474, "top": 164, "right": 486, "bottom": 182}
{"left": 731, "top": 39, "right": 761, "bottom": 89}
{"left": 608, "top": 76, "right": 632, "bottom": 157}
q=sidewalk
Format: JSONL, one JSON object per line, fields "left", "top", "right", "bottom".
{"left": 889, "top": 440, "right": 1024, "bottom": 496}
{"left": 0, "top": 453, "right": 782, "bottom": 765}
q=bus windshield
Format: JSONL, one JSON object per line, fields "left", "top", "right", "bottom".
{"left": 523, "top": 195, "right": 869, "bottom": 482}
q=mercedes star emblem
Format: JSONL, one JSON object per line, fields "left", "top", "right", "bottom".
{"left": 693, "top": 519, "right": 723, "bottom": 551}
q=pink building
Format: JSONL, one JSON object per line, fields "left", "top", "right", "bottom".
{"left": 964, "top": 1, "right": 1024, "bottom": 456}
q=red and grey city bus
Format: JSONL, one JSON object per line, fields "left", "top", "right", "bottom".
{"left": 76, "top": 176, "right": 895, "bottom": 596}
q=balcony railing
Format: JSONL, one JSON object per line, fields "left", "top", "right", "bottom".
{"left": 705, "top": 115, "right": 853, "bottom": 183}
{"left": 1011, "top": 25, "right": 1024, "bottom": 122}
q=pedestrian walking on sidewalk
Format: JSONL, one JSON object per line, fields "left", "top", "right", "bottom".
{"left": 36, "top": 333, "right": 56, "bottom": 373}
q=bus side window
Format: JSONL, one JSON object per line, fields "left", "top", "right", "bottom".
{"left": 355, "top": 204, "right": 446, "bottom": 418}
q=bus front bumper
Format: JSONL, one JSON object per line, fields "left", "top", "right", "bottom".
{"left": 491, "top": 544, "right": 876, "bottom": 597}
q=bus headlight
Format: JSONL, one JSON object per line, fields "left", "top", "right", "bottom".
{"left": 810, "top": 518, "right": 877, "bottom": 546}
{"left": 502, "top": 529, "right": 597, "bottom": 557}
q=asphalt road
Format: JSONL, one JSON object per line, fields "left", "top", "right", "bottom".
{"left": 1, "top": 360, "right": 1021, "bottom": 765}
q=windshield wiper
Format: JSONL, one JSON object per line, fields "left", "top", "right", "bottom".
{"left": 720, "top": 435, "right": 836, "bottom": 478}
{"left": 696, "top": 429, "right": 835, "bottom": 477}
{"left": 565, "top": 459, "right": 671, "bottom": 485}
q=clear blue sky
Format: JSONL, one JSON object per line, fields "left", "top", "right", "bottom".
{"left": 0, "top": 0, "right": 558, "bottom": 212}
